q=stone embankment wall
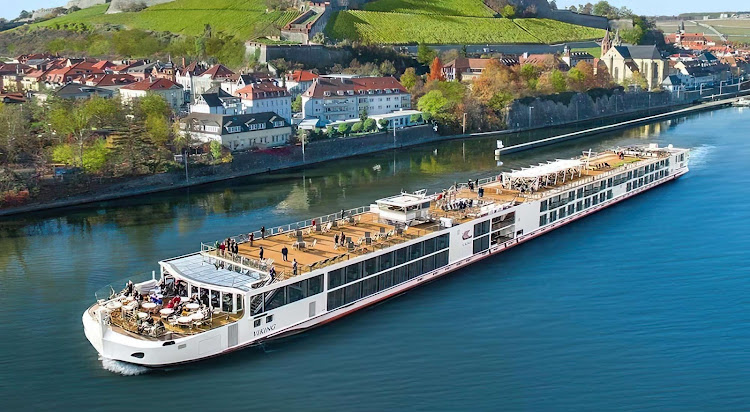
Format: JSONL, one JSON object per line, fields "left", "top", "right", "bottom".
{"left": 506, "top": 90, "right": 695, "bottom": 130}
{"left": 247, "top": 43, "right": 352, "bottom": 67}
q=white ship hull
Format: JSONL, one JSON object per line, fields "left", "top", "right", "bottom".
{"left": 84, "top": 146, "right": 689, "bottom": 367}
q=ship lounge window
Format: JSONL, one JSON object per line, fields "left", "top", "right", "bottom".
{"left": 395, "top": 247, "right": 408, "bottom": 265}
{"left": 435, "top": 250, "right": 449, "bottom": 268}
{"left": 345, "top": 283, "right": 361, "bottom": 303}
{"left": 327, "top": 288, "right": 345, "bottom": 310}
{"left": 363, "top": 258, "right": 378, "bottom": 277}
{"left": 473, "top": 235, "right": 490, "bottom": 253}
{"left": 408, "top": 260, "right": 422, "bottom": 278}
{"left": 328, "top": 268, "right": 344, "bottom": 289}
{"left": 379, "top": 252, "right": 393, "bottom": 270}
{"left": 346, "top": 262, "right": 362, "bottom": 283}
{"left": 576, "top": 201, "right": 583, "bottom": 212}
{"left": 378, "top": 270, "right": 394, "bottom": 290}
{"left": 422, "top": 255, "right": 436, "bottom": 274}
{"left": 577, "top": 188, "right": 583, "bottom": 198}
{"left": 540, "top": 215, "right": 548, "bottom": 226}
{"left": 308, "top": 275, "right": 323, "bottom": 295}
{"left": 559, "top": 207, "right": 567, "bottom": 219}
{"left": 607, "top": 190, "right": 613, "bottom": 199}
{"left": 436, "top": 234, "right": 449, "bottom": 250}
{"left": 394, "top": 265, "right": 408, "bottom": 284}
{"left": 549, "top": 210, "right": 557, "bottom": 222}
{"left": 568, "top": 204, "right": 575, "bottom": 215}
{"left": 424, "top": 237, "right": 436, "bottom": 255}
{"left": 410, "top": 242, "right": 423, "bottom": 260}
{"left": 265, "top": 288, "right": 286, "bottom": 310}
{"left": 540, "top": 200, "right": 548, "bottom": 212}
{"left": 474, "top": 220, "right": 490, "bottom": 236}
{"left": 287, "top": 280, "right": 307, "bottom": 304}
{"left": 362, "top": 276, "right": 378, "bottom": 297}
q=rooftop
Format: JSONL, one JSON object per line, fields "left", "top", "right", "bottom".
{"left": 303, "top": 76, "right": 408, "bottom": 99}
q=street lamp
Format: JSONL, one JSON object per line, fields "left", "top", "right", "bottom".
{"left": 528, "top": 106, "right": 533, "bottom": 129}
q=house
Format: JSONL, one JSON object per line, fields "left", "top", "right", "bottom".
{"left": 661, "top": 75, "right": 683, "bottom": 92}
{"left": 190, "top": 86, "right": 242, "bottom": 115}
{"left": 442, "top": 58, "right": 495, "bottom": 82}
{"left": 190, "top": 64, "right": 236, "bottom": 101}
{"left": 664, "top": 29, "right": 713, "bottom": 51}
{"left": 120, "top": 78, "right": 185, "bottom": 109}
{"left": 369, "top": 109, "right": 425, "bottom": 130}
{"left": 235, "top": 79, "right": 292, "bottom": 123}
{"left": 670, "top": 54, "right": 731, "bottom": 90}
{"left": 285, "top": 70, "right": 319, "bottom": 98}
{"left": 0, "top": 63, "right": 31, "bottom": 91}
{"left": 55, "top": 83, "right": 114, "bottom": 100}
{"left": 301, "top": 76, "right": 411, "bottom": 124}
{"left": 561, "top": 45, "right": 595, "bottom": 69}
{"left": 179, "top": 112, "right": 292, "bottom": 152}
{"left": 150, "top": 61, "right": 178, "bottom": 82}
{"left": 221, "top": 73, "right": 274, "bottom": 95}
{"left": 44, "top": 62, "right": 105, "bottom": 86}
{"left": 601, "top": 30, "right": 667, "bottom": 90}
{"left": 0, "top": 92, "right": 27, "bottom": 104}
{"left": 83, "top": 74, "right": 138, "bottom": 92}
{"left": 519, "top": 53, "right": 568, "bottom": 71}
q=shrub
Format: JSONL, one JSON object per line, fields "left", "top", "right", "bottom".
{"left": 351, "top": 122, "right": 363, "bottom": 133}
{"left": 363, "top": 118, "right": 376, "bottom": 131}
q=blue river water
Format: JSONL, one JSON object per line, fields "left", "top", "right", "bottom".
{"left": 1, "top": 107, "right": 749, "bottom": 410}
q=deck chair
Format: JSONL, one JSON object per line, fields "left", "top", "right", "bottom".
{"left": 309, "top": 239, "right": 317, "bottom": 250}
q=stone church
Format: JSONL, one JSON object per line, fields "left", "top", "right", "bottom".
{"left": 601, "top": 29, "right": 667, "bottom": 90}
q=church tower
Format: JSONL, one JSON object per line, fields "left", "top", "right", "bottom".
{"left": 601, "top": 28, "right": 612, "bottom": 56}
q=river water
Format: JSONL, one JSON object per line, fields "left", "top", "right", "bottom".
{"left": 1, "top": 107, "right": 749, "bottom": 410}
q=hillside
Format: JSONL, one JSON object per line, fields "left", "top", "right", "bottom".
{"left": 325, "top": 7, "right": 606, "bottom": 45}
{"left": 30, "top": 0, "right": 300, "bottom": 39}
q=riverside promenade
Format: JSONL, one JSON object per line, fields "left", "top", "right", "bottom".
{"left": 0, "top": 95, "right": 743, "bottom": 217}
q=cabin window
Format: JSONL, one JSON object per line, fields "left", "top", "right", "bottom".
{"left": 435, "top": 251, "right": 449, "bottom": 268}
{"left": 362, "top": 276, "right": 378, "bottom": 297}
{"left": 287, "top": 280, "right": 307, "bottom": 303}
{"left": 474, "top": 220, "right": 490, "bottom": 236}
{"left": 344, "top": 283, "right": 361, "bottom": 304}
{"left": 540, "top": 215, "right": 548, "bottom": 226}
{"left": 394, "top": 246, "right": 408, "bottom": 265}
{"left": 473, "top": 235, "right": 490, "bottom": 254}
{"left": 327, "top": 288, "right": 345, "bottom": 310}
{"left": 378, "top": 270, "right": 394, "bottom": 290}
{"left": 410, "top": 242, "right": 423, "bottom": 260}
{"left": 308, "top": 275, "right": 323, "bottom": 295}
{"left": 540, "top": 200, "right": 548, "bottom": 212}
{"left": 363, "top": 258, "right": 378, "bottom": 277}
{"left": 222, "top": 293, "right": 233, "bottom": 312}
{"left": 436, "top": 234, "right": 449, "bottom": 250}
{"left": 236, "top": 294, "right": 243, "bottom": 311}
{"left": 422, "top": 255, "right": 435, "bottom": 274}
{"left": 345, "top": 262, "right": 362, "bottom": 283}
{"left": 408, "top": 260, "right": 422, "bottom": 279}
{"left": 394, "top": 265, "right": 408, "bottom": 284}
{"left": 423, "top": 237, "right": 436, "bottom": 255}
{"left": 328, "top": 268, "right": 344, "bottom": 289}
{"left": 379, "top": 252, "right": 393, "bottom": 270}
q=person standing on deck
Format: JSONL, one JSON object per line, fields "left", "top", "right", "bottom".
{"left": 292, "top": 259, "right": 298, "bottom": 276}
{"left": 281, "top": 246, "right": 289, "bottom": 261}
{"left": 269, "top": 266, "right": 276, "bottom": 281}
{"left": 261, "top": 226, "right": 266, "bottom": 239}
{"left": 334, "top": 233, "right": 340, "bottom": 245}
{"left": 249, "top": 232, "right": 254, "bottom": 246}
{"left": 259, "top": 246, "right": 264, "bottom": 261}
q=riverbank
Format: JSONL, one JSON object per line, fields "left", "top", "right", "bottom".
{"left": 0, "top": 95, "right": 743, "bottom": 217}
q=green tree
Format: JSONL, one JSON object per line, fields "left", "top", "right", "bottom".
{"left": 359, "top": 107, "right": 368, "bottom": 122}
{"left": 209, "top": 140, "right": 223, "bottom": 161}
{"left": 567, "top": 67, "right": 586, "bottom": 92}
{"left": 417, "top": 43, "right": 437, "bottom": 66}
{"left": 501, "top": 5, "right": 516, "bottom": 18}
{"left": 549, "top": 69, "right": 568, "bottom": 93}
{"left": 418, "top": 90, "right": 449, "bottom": 117}
{"left": 488, "top": 92, "right": 514, "bottom": 112}
{"left": 292, "top": 95, "right": 302, "bottom": 113}
{"left": 81, "top": 138, "right": 110, "bottom": 173}
{"left": 409, "top": 113, "right": 422, "bottom": 123}
{"left": 49, "top": 104, "right": 94, "bottom": 168}
{"left": 400, "top": 67, "right": 419, "bottom": 91}
{"left": 351, "top": 122, "right": 363, "bottom": 133}
{"left": 363, "top": 118, "right": 376, "bottom": 132}
{"left": 0, "top": 103, "right": 30, "bottom": 164}
{"left": 337, "top": 123, "right": 351, "bottom": 136}
{"left": 379, "top": 60, "right": 396, "bottom": 76}
{"left": 621, "top": 25, "right": 646, "bottom": 45}
{"left": 378, "top": 118, "right": 390, "bottom": 129}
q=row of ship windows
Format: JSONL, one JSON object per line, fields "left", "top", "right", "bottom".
{"left": 627, "top": 170, "right": 668, "bottom": 191}
{"left": 327, "top": 251, "right": 450, "bottom": 311}
{"left": 251, "top": 275, "right": 324, "bottom": 315}
{"left": 540, "top": 161, "right": 670, "bottom": 213}
{"left": 328, "top": 234, "right": 449, "bottom": 290}
{"left": 540, "top": 190, "right": 614, "bottom": 226}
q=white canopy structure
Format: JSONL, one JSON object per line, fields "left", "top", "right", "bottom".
{"left": 501, "top": 159, "right": 583, "bottom": 192}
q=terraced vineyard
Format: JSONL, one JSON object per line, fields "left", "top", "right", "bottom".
{"left": 32, "top": 0, "right": 300, "bottom": 39}
{"left": 363, "top": 0, "right": 496, "bottom": 17}
{"left": 326, "top": 10, "right": 606, "bottom": 45}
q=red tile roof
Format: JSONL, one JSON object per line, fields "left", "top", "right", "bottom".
{"left": 303, "top": 76, "right": 408, "bottom": 99}
{"left": 121, "top": 78, "right": 182, "bottom": 91}
{"left": 86, "top": 74, "right": 138, "bottom": 87}
{"left": 443, "top": 58, "right": 494, "bottom": 71}
{"left": 235, "top": 81, "right": 289, "bottom": 100}
{"left": 287, "top": 69, "right": 318, "bottom": 82}
{"left": 201, "top": 64, "right": 235, "bottom": 79}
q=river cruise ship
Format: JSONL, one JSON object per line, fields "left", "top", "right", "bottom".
{"left": 83, "top": 144, "right": 690, "bottom": 366}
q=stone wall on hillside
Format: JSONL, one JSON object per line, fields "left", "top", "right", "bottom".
{"left": 66, "top": 0, "right": 107, "bottom": 9}
{"left": 246, "top": 43, "right": 353, "bottom": 68}
{"left": 106, "top": 0, "right": 174, "bottom": 14}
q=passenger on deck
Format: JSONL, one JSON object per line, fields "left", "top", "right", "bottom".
{"left": 269, "top": 266, "right": 276, "bottom": 281}
{"left": 293, "top": 259, "right": 298, "bottom": 276}
{"left": 281, "top": 246, "right": 289, "bottom": 261}
{"left": 261, "top": 226, "right": 266, "bottom": 239}
{"left": 249, "top": 232, "right": 254, "bottom": 246}
{"left": 340, "top": 231, "right": 346, "bottom": 246}
{"left": 124, "top": 280, "right": 134, "bottom": 296}
{"left": 334, "top": 234, "right": 340, "bottom": 245}
{"left": 259, "top": 246, "right": 264, "bottom": 261}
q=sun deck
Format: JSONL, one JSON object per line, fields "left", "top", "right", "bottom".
{"left": 198, "top": 148, "right": 669, "bottom": 283}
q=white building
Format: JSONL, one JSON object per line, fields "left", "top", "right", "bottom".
{"left": 285, "top": 69, "right": 319, "bottom": 98}
{"left": 180, "top": 112, "right": 292, "bottom": 152}
{"left": 301, "top": 76, "right": 411, "bottom": 125}
{"left": 235, "top": 79, "right": 293, "bottom": 124}
{"left": 119, "top": 78, "right": 185, "bottom": 109}
{"left": 190, "top": 86, "right": 242, "bottom": 115}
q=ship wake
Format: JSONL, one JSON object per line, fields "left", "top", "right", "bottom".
{"left": 99, "top": 355, "right": 149, "bottom": 376}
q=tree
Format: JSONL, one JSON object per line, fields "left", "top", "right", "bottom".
{"left": 379, "top": 60, "right": 396, "bottom": 76}
{"left": 409, "top": 113, "right": 422, "bottom": 123}
{"left": 49, "top": 104, "right": 94, "bottom": 168}
{"left": 0, "top": 103, "right": 30, "bottom": 164}
{"left": 292, "top": 95, "right": 302, "bottom": 113}
{"left": 296, "top": 128, "right": 309, "bottom": 145}
{"left": 417, "top": 43, "right": 437, "bottom": 66}
{"left": 351, "top": 122, "right": 363, "bottom": 133}
{"left": 500, "top": 5, "right": 516, "bottom": 19}
{"left": 359, "top": 107, "right": 368, "bottom": 122}
{"left": 400, "top": 67, "right": 420, "bottom": 91}
{"left": 579, "top": 3, "right": 594, "bottom": 15}
{"left": 82, "top": 138, "right": 110, "bottom": 173}
{"left": 417, "top": 90, "right": 449, "bottom": 117}
{"left": 427, "top": 57, "right": 445, "bottom": 81}
{"left": 487, "top": 92, "right": 514, "bottom": 112}
{"left": 567, "top": 67, "right": 586, "bottom": 92}
{"left": 546, "top": 69, "right": 568, "bottom": 93}
{"left": 209, "top": 140, "right": 223, "bottom": 160}
{"left": 311, "top": 32, "right": 326, "bottom": 45}
{"left": 337, "top": 123, "right": 351, "bottom": 136}
{"left": 363, "top": 118, "right": 376, "bottom": 132}
{"left": 378, "top": 118, "right": 390, "bottom": 129}
{"left": 621, "top": 25, "right": 646, "bottom": 45}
